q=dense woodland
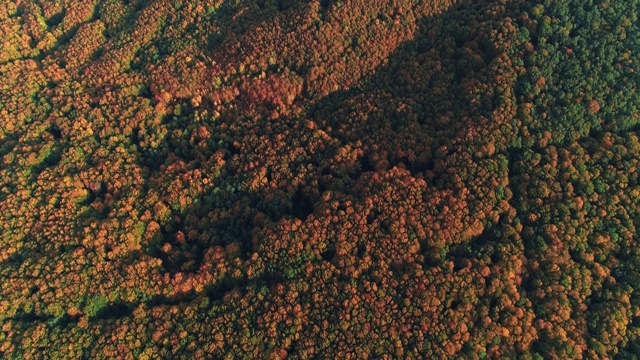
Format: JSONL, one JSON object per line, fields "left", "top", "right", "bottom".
{"left": 1, "top": 0, "right": 639, "bottom": 358}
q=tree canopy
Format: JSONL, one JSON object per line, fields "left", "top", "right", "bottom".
{"left": 1, "top": 0, "right": 639, "bottom": 358}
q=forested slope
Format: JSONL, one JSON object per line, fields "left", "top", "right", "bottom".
{"left": 1, "top": 0, "right": 639, "bottom": 358}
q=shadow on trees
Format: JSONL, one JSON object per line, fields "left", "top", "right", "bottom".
{"left": 139, "top": 0, "right": 518, "bottom": 303}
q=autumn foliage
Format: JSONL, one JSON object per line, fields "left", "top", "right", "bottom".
{"left": 1, "top": 0, "right": 640, "bottom": 358}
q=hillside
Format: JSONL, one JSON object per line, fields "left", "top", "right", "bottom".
{"left": 1, "top": 0, "right": 640, "bottom": 358}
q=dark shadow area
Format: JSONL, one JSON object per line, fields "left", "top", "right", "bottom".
{"left": 290, "top": 189, "right": 314, "bottom": 221}
{"left": 48, "top": 125, "right": 62, "bottom": 140}
{"left": 321, "top": 246, "right": 336, "bottom": 263}
{"left": 89, "top": 46, "right": 105, "bottom": 62}
{"left": 0, "top": 139, "right": 18, "bottom": 160}
{"left": 45, "top": 10, "right": 65, "bottom": 28}
{"left": 92, "top": 303, "right": 134, "bottom": 321}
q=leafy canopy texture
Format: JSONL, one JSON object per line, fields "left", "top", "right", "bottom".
{"left": 1, "top": 0, "right": 640, "bottom": 358}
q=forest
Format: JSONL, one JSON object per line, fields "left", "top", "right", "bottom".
{"left": 1, "top": 0, "right": 640, "bottom": 358}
